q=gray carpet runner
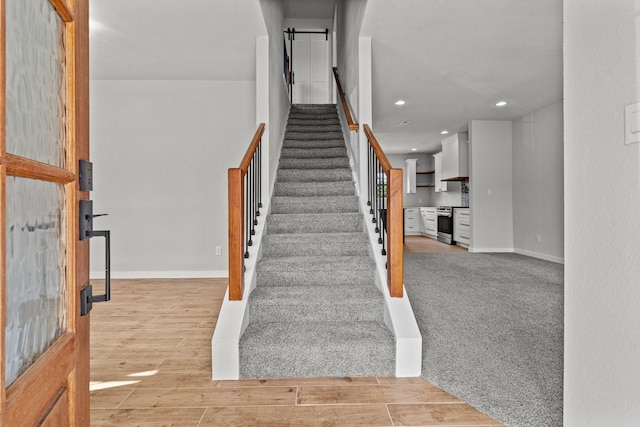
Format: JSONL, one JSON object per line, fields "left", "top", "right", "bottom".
{"left": 239, "top": 104, "right": 395, "bottom": 378}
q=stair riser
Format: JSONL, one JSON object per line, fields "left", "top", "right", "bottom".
{"left": 283, "top": 140, "right": 345, "bottom": 149}
{"left": 249, "top": 302, "right": 383, "bottom": 323}
{"left": 285, "top": 131, "right": 344, "bottom": 140}
{"left": 267, "top": 217, "right": 362, "bottom": 234}
{"left": 287, "top": 119, "right": 340, "bottom": 126}
{"left": 277, "top": 169, "right": 352, "bottom": 183}
{"left": 270, "top": 196, "right": 360, "bottom": 214}
{"left": 286, "top": 125, "right": 342, "bottom": 133}
{"left": 279, "top": 158, "right": 350, "bottom": 169}
{"left": 274, "top": 182, "right": 355, "bottom": 197}
{"left": 256, "top": 270, "right": 375, "bottom": 287}
{"left": 280, "top": 148, "right": 348, "bottom": 159}
{"left": 270, "top": 203, "right": 359, "bottom": 214}
{"left": 261, "top": 241, "right": 369, "bottom": 258}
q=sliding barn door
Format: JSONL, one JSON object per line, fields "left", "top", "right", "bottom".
{"left": 292, "top": 32, "right": 331, "bottom": 104}
{"left": 1, "top": 0, "right": 91, "bottom": 425}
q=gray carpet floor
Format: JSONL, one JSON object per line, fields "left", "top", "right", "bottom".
{"left": 404, "top": 252, "right": 563, "bottom": 427}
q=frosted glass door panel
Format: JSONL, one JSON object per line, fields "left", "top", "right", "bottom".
{"left": 5, "top": 177, "right": 67, "bottom": 387}
{"left": 5, "top": 0, "right": 67, "bottom": 167}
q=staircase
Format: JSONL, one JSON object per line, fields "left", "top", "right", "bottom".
{"left": 239, "top": 104, "right": 395, "bottom": 378}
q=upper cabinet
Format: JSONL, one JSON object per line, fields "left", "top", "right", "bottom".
{"left": 433, "top": 152, "right": 447, "bottom": 192}
{"left": 441, "top": 132, "right": 469, "bottom": 181}
{"left": 405, "top": 159, "right": 418, "bottom": 193}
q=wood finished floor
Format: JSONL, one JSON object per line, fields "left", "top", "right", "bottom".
{"left": 90, "top": 278, "right": 503, "bottom": 426}
{"left": 403, "top": 235, "right": 468, "bottom": 253}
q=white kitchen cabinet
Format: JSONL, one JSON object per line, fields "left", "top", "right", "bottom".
{"left": 405, "top": 159, "right": 418, "bottom": 193}
{"left": 419, "top": 207, "right": 437, "bottom": 238}
{"left": 404, "top": 208, "right": 421, "bottom": 236}
{"left": 441, "top": 132, "right": 469, "bottom": 181}
{"left": 433, "top": 152, "right": 448, "bottom": 192}
{"left": 453, "top": 208, "right": 470, "bottom": 247}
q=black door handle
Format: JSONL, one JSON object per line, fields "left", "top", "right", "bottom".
{"left": 79, "top": 199, "right": 111, "bottom": 316}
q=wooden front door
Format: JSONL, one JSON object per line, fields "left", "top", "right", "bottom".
{"left": 1, "top": 0, "right": 90, "bottom": 425}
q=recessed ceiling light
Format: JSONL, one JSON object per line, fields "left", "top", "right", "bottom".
{"left": 495, "top": 100, "right": 508, "bottom": 107}
{"left": 440, "top": 130, "right": 449, "bottom": 135}
{"left": 395, "top": 100, "right": 406, "bottom": 106}
{"left": 411, "top": 148, "right": 417, "bottom": 151}
{"left": 399, "top": 120, "right": 410, "bottom": 126}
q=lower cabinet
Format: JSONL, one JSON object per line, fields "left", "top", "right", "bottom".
{"left": 404, "top": 208, "right": 421, "bottom": 235}
{"left": 419, "top": 207, "right": 437, "bottom": 238}
{"left": 453, "top": 208, "right": 470, "bottom": 247}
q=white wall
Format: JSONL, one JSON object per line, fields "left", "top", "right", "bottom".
{"left": 90, "top": 80, "right": 256, "bottom": 277}
{"left": 336, "top": 0, "right": 368, "bottom": 122}
{"left": 469, "top": 120, "right": 514, "bottom": 252}
{"left": 259, "top": 0, "right": 290, "bottom": 192}
{"left": 564, "top": 1, "right": 640, "bottom": 425}
{"left": 512, "top": 101, "right": 564, "bottom": 262}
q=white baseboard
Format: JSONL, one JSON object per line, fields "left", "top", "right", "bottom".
{"left": 514, "top": 248, "right": 564, "bottom": 264}
{"left": 468, "top": 247, "right": 564, "bottom": 264}
{"left": 90, "top": 270, "right": 229, "bottom": 280}
{"left": 469, "top": 247, "right": 514, "bottom": 253}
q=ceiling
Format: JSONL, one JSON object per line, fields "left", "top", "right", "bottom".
{"left": 88, "top": 0, "right": 562, "bottom": 154}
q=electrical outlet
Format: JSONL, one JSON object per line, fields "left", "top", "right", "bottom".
{"left": 215, "top": 246, "right": 222, "bottom": 256}
{"left": 536, "top": 234, "right": 542, "bottom": 244}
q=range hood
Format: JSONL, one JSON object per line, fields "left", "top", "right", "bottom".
{"left": 441, "top": 132, "right": 469, "bottom": 181}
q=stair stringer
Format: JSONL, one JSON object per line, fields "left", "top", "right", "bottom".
{"left": 336, "top": 118, "right": 423, "bottom": 377}
{"left": 211, "top": 200, "right": 270, "bottom": 380}
{"left": 359, "top": 198, "right": 423, "bottom": 377}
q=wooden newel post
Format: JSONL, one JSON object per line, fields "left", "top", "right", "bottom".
{"left": 387, "top": 168, "right": 404, "bottom": 297}
{"left": 228, "top": 168, "right": 244, "bottom": 300}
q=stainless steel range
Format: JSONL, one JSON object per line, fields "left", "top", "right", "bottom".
{"left": 436, "top": 206, "right": 455, "bottom": 244}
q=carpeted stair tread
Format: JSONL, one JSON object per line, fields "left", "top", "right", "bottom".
{"left": 281, "top": 147, "right": 348, "bottom": 159}
{"left": 277, "top": 168, "right": 352, "bottom": 183}
{"left": 257, "top": 255, "right": 375, "bottom": 272}
{"left": 274, "top": 181, "right": 355, "bottom": 197}
{"left": 248, "top": 286, "right": 384, "bottom": 323}
{"left": 285, "top": 131, "right": 344, "bottom": 140}
{"left": 285, "top": 124, "right": 342, "bottom": 133}
{"left": 270, "top": 195, "right": 359, "bottom": 214}
{"left": 286, "top": 118, "right": 340, "bottom": 126}
{"left": 239, "top": 321, "right": 395, "bottom": 378}
{"left": 262, "top": 232, "right": 369, "bottom": 257}
{"left": 283, "top": 139, "right": 346, "bottom": 149}
{"left": 267, "top": 212, "right": 362, "bottom": 233}
{"left": 279, "top": 157, "right": 350, "bottom": 170}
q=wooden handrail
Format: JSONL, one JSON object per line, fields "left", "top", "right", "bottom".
{"left": 239, "top": 123, "right": 266, "bottom": 172}
{"left": 228, "top": 123, "right": 266, "bottom": 300}
{"left": 362, "top": 124, "right": 403, "bottom": 298}
{"left": 332, "top": 67, "right": 359, "bottom": 131}
{"left": 363, "top": 125, "right": 392, "bottom": 172}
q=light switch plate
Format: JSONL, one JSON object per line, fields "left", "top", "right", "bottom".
{"left": 624, "top": 102, "right": 640, "bottom": 144}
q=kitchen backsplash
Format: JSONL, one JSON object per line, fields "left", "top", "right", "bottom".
{"left": 461, "top": 180, "right": 470, "bottom": 207}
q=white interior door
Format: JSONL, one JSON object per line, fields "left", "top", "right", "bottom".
{"left": 292, "top": 32, "right": 330, "bottom": 104}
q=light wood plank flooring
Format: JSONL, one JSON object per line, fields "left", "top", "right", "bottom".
{"left": 404, "top": 235, "right": 468, "bottom": 253}
{"left": 90, "top": 279, "right": 503, "bottom": 426}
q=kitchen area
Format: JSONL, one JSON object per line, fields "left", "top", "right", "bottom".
{"left": 392, "top": 132, "right": 471, "bottom": 253}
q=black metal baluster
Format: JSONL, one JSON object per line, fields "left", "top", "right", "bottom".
{"left": 380, "top": 170, "right": 387, "bottom": 256}
{"left": 244, "top": 168, "right": 250, "bottom": 258}
{"left": 257, "top": 142, "right": 262, "bottom": 211}
{"left": 368, "top": 145, "right": 373, "bottom": 214}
